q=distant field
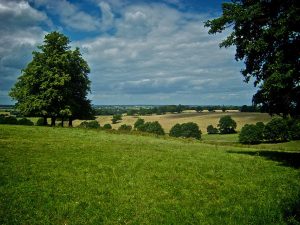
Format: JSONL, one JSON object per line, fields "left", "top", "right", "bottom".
{"left": 0, "top": 125, "right": 299, "bottom": 224}
{"left": 74, "top": 112, "right": 272, "bottom": 133}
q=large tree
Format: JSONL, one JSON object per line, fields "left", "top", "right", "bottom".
{"left": 205, "top": 0, "right": 300, "bottom": 117}
{"left": 10, "top": 31, "right": 93, "bottom": 126}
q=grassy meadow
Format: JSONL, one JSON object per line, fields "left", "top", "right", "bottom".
{"left": 73, "top": 111, "right": 273, "bottom": 133}
{"left": 1, "top": 125, "right": 300, "bottom": 224}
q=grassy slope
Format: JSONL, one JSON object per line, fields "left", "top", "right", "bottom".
{"left": 73, "top": 112, "right": 272, "bottom": 133}
{"left": 0, "top": 125, "right": 299, "bottom": 224}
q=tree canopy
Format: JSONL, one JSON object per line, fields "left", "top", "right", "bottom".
{"left": 10, "top": 31, "right": 93, "bottom": 126}
{"left": 205, "top": 0, "right": 300, "bottom": 117}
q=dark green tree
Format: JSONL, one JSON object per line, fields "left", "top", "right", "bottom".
{"left": 134, "top": 118, "right": 145, "bottom": 130}
{"left": 10, "top": 31, "right": 92, "bottom": 126}
{"left": 218, "top": 115, "right": 237, "bottom": 134}
{"left": 169, "top": 124, "right": 182, "bottom": 137}
{"left": 205, "top": 0, "right": 300, "bottom": 117}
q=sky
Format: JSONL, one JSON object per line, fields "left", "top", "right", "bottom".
{"left": 0, "top": 0, "right": 257, "bottom": 105}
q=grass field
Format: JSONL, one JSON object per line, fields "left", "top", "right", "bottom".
{"left": 73, "top": 112, "right": 273, "bottom": 133}
{"left": 1, "top": 125, "right": 299, "bottom": 224}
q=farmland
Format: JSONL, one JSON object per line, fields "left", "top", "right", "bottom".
{"left": 74, "top": 111, "right": 273, "bottom": 133}
{"left": 0, "top": 125, "right": 299, "bottom": 224}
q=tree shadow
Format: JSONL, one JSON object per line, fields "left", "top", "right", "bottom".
{"left": 227, "top": 150, "right": 300, "bottom": 169}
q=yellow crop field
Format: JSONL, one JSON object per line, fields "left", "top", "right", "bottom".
{"left": 74, "top": 112, "right": 272, "bottom": 133}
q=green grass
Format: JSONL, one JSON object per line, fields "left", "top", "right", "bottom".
{"left": 0, "top": 125, "right": 300, "bottom": 224}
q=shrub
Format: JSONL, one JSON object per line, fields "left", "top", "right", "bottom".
{"left": 180, "top": 122, "right": 201, "bottom": 139}
{"left": 139, "top": 121, "right": 165, "bottom": 135}
{"left": 239, "top": 124, "right": 264, "bottom": 144}
{"left": 103, "top": 124, "right": 112, "bottom": 130}
{"left": 36, "top": 118, "right": 46, "bottom": 126}
{"left": 118, "top": 124, "right": 132, "bottom": 132}
{"left": 79, "top": 120, "right": 100, "bottom": 129}
{"left": 134, "top": 118, "right": 145, "bottom": 130}
{"left": 169, "top": 122, "right": 201, "bottom": 139}
{"left": 287, "top": 119, "right": 300, "bottom": 140}
{"left": 18, "top": 118, "right": 34, "bottom": 126}
{"left": 169, "top": 124, "right": 182, "bottom": 137}
{"left": 0, "top": 116, "right": 18, "bottom": 125}
{"left": 112, "top": 114, "right": 122, "bottom": 124}
{"left": 264, "top": 118, "right": 289, "bottom": 142}
{"left": 207, "top": 125, "right": 218, "bottom": 134}
{"left": 218, "top": 116, "right": 237, "bottom": 134}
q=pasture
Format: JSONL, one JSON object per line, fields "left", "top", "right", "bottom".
{"left": 74, "top": 112, "right": 273, "bottom": 133}
{"left": 0, "top": 125, "right": 299, "bottom": 224}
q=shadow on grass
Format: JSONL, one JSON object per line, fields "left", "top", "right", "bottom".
{"left": 227, "top": 150, "right": 300, "bottom": 169}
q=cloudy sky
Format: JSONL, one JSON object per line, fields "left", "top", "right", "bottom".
{"left": 0, "top": 0, "right": 257, "bottom": 105}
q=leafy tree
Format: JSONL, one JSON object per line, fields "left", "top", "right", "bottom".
{"left": 10, "top": 31, "right": 92, "bottom": 126}
{"left": 103, "top": 124, "right": 112, "bottom": 130}
{"left": 134, "top": 118, "right": 145, "bottom": 130}
{"left": 118, "top": 124, "right": 132, "bottom": 132}
{"left": 205, "top": 1, "right": 300, "bottom": 117}
{"left": 139, "top": 121, "right": 165, "bottom": 135}
{"left": 18, "top": 118, "right": 34, "bottom": 126}
{"left": 79, "top": 120, "right": 100, "bottom": 129}
{"left": 207, "top": 125, "right": 219, "bottom": 134}
{"left": 169, "top": 124, "right": 182, "bottom": 137}
{"left": 239, "top": 123, "right": 264, "bottom": 144}
{"left": 180, "top": 122, "right": 201, "bottom": 139}
{"left": 264, "top": 118, "right": 289, "bottom": 142}
{"left": 287, "top": 119, "right": 300, "bottom": 140}
{"left": 218, "top": 116, "right": 237, "bottom": 134}
{"left": 112, "top": 114, "right": 122, "bottom": 124}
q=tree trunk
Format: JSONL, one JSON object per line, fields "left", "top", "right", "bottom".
{"left": 51, "top": 117, "right": 56, "bottom": 126}
{"left": 61, "top": 118, "right": 64, "bottom": 127}
{"left": 69, "top": 118, "right": 73, "bottom": 127}
{"left": 43, "top": 116, "right": 48, "bottom": 126}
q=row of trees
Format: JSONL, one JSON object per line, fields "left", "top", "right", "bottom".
{"left": 10, "top": 32, "right": 93, "bottom": 127}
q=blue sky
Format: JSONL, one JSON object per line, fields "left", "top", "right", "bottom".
{"left": 0, "top": 0, "right": 257, "bottom": 105}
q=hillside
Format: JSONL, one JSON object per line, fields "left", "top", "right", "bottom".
{"left": 1, "top": 125, "right": 299, "bottom": 224}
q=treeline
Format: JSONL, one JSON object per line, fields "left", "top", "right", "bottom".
{"left": 93, "top": 105, "right": 261, "bottom": 116}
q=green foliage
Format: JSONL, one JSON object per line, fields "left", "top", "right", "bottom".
{"left": 118, "top": 124, "right": 132, "bottom": 132}
{"left": 218, "top": 116, "right": 237, "bottom": 134}
{"left": 287, "top": 119, "right": 300, "bottom": 140}
{"left": 0, "top": 116, "right": 18, "bottom": 125}
{"left": 207, "top": 125, "right": 219, "bottom": 134}
{"left": 239, "top": 123, "right": 264, "bottom": 144}
{"left": 169, "top": 124, "right": 182, "bottom": 137}
{"left": 169, "top": 122, "right": 201, "bottom": 139}
{"left": 36, "top": 118, "right": 46, "bottom": 126}
{"left": 112, "top": 114, "right": 122, "bottom": 124}
{"left": 103, "top": 124, "right": 112, "bottom": 130}
{"left": 9, "top": 31, "right": 92, "bottom": 125}
{"left": 264, "top": 118, "right": 289, "bottom": 142}
{"left": 79, "top": 120, "right": 100, "bottom": 129}
{"left": 139, "top": 121, "right": 165, "bottom": 135}
{"left": 134, "top": 118, "right": 145, "bottom": 129}
{"left": 17, "top": 118, "right": 34, "bottom": 126}
{"left": 205, "top": 1, "right": 300, "bottom": 117}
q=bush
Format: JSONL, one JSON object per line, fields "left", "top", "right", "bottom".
{"left": 36, "top": 118, "right": 46, "bottom": 126}
{"left": 139, "top": 121, "right": 165, "bottom": 135}
{"left": 118, "top": 124, "right": 132, "bottom": 132}
{"left": 112, "top": 114, "right": 122, "bottom": 124}
{"left": 169, "top": 124, "right": 182, "bottom": 137}
{"left": 18, "top": 118, "right": 34, "bottom": 126}
{"left": 264, "top": 118, "right": 289, "bottom": 142}
{"left": 239, "top": 123, "right": 264, "bottom": 144}
{"left": 169, "top": 122, "right": 201, "bottom": 139}
{"left": 207, "top": 125, "right": 218, "bottom": 134}
{"left": 180, "top": 122, "right": 201, "bottom": 139}
{"left": 103, "top": 124, "right": 112, "bottom": 130}
{"left": 79, "top": 120, "right": 100, "bottom": 129}
{"left": 134, "top": 118, "right": 145, "bottom": 130}
{"left": 0, "top": 116, "right": 18, "bottom": 125}
{"left": 218, "top": 116, "right": 237, "bottom": 134}
{"left": 287, "top": 119, "right": 300, "bottom": 140}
